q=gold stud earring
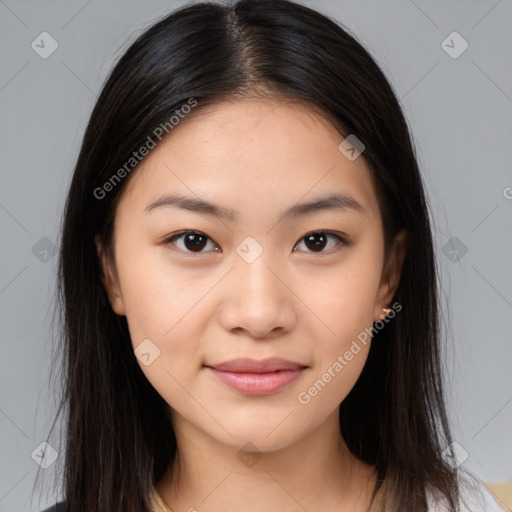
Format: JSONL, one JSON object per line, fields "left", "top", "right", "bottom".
{"left": 380, "top": 307, "right": 392, "bottom": 319}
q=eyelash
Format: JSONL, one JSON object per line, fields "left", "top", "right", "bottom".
{"left": 163, "top": 230, "right": 348, "bottom": 255}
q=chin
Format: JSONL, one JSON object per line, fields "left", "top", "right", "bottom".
{"left": 206, "top": 419, "right": 308, "bottom": 453}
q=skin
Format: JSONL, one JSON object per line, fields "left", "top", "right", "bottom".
{"left": 97, "top": 98, "right": 407, "bottom": 511}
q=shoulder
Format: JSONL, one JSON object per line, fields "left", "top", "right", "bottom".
{"left": 41, "top": 502, "right": 65, "bottom": 512}
{"left": 427, "top": 476, "right": 503, "bottom": 512}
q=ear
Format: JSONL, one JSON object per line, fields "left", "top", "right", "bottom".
{"left": 95, "top": 234, "right": 126, "bottom": 316}
{"left": 373, "top": 229, "right": 407, "bottom": 322}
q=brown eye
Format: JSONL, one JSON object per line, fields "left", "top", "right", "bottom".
{"left": 164, "top": 231, "right": 219, "bottom": 253}
{"left": 294, "top": 231, "right": 346, "bottom": 253}
{"left": 164, "top": 230, "right": 346, "bottom": 255}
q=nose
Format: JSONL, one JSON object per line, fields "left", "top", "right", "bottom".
{"left": 218, "top": 254, "right": 297, "bottom": 340}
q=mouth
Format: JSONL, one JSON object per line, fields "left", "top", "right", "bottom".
{"left": 204, "top": 357, "right": 308, "bottom": 395}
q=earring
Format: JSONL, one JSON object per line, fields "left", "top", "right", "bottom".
{"left": 380, "top": 306, "right": 392, "bottom": 319}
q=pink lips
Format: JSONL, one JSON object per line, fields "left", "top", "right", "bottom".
{"left": 205, "top": 357, "right": 306, "bottom": 395}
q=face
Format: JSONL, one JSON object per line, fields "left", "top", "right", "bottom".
{"left": 98, "top": 98, "right": 406, "bottom": 452}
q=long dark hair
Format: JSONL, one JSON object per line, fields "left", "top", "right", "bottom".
{"left": 39, "top": 0, "right": 466, "bottom": 510}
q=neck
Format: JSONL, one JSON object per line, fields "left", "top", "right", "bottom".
{"left": 156, "top": 408, "right": 377, "bottom": 512}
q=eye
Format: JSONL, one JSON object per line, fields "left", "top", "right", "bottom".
{"left": 164, "top": 230, "right": 347, "bottom": 255}
{"left": 164, "top": 231, "right": 220, "bottom": 254}
{"left": 293, "top": 231, "right": 347, "bottom": 253}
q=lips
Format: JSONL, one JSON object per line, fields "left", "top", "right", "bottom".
{"left": 205, "top": 358, "right": 307, "bottom": 395}
{"left": 206, "top": 357, "right": 306, "bottom": 373}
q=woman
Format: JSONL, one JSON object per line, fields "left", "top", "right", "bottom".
{"left": 39, "top": 0, "right": 501, "bottom": 510}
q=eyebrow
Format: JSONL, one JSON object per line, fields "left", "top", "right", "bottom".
{"left": 143, "top": 192, "right": 366, "bottom": 222}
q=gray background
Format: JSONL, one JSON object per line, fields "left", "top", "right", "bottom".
{"left": 1, "top": 0, "right": 511, "bottom": 510}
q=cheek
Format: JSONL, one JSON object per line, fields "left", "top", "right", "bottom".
{"left": 115, "top": 243, "right": 206, "bottom": 345}
{"left": 299, "top": 314, "right": 373, "bottom": 412}
{"left": 114, "top": 244, "right": 209, "bottom": 395}
{"left": 308, "top": 256, "right": 382, "bottom": 349}
{"left": 300, "top": 252, "right": 381, "bottom": 403}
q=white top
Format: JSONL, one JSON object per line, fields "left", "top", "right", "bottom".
{"left": 427, "top": 479, "right": 503, "bottom": 511}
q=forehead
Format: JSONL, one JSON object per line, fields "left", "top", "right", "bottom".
{"left": 117, "top": 98, "right": 380, "bottom": 224}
